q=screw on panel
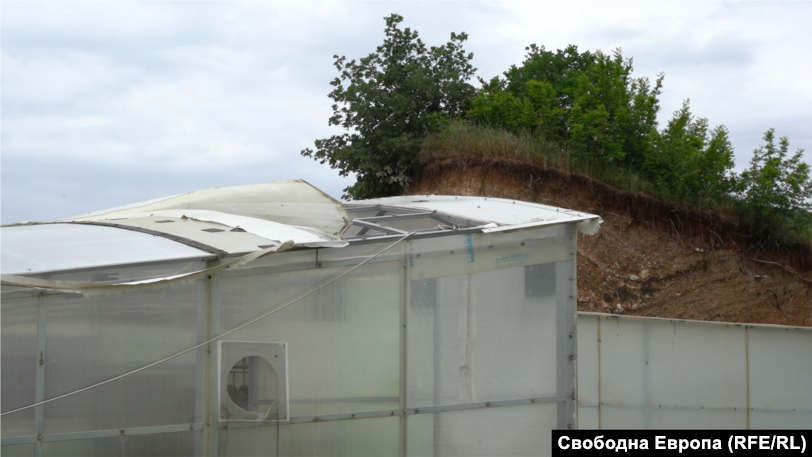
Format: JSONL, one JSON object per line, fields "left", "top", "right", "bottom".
{"left": 450, "top": 250, "right": 455, "bottom": 254}
{"left": 37, "top": 434, "right": 43, "bottom": 441}
{"left": 120, "top": 429, "right": 125, "bottom": 435}
{"left": 39, "top": 352, "right": 44, "bottom": 366}
{"left": 521, "top": 242, "right": 525, "bottom": 246}
{"left": 417, "top": 253, "right": 421, "bottom": 257}
{"left": 485, "top": 402, "right": 491, "bottom": 407}
{"left": 189, "top": 424, "right": 194, "bottom": 430}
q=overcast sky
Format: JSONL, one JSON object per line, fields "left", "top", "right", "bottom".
{"left": 2, "top": 1, "right": 810, "bottom": 224}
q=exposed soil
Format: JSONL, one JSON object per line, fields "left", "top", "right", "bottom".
{"left": 411, "top": 158, "right": 812, "bottom": 327}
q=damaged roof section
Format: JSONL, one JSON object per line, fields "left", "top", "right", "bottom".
{"left": 1, "top": 181, "right": 602, "bottom": 277}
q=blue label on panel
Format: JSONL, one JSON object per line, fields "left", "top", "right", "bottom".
{"left": 465, "top": 233, "right": 475, "bottom": 264}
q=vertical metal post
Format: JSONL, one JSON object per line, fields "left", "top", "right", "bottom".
{"left": 399, "top": 241, "right": 410, "bottom": 457}
{"left": 556, "top": 225, "right": 577, "bottom": 430}
{"left": 34, "top": 294, "right": 47, "bottom": 457}
{"left": 205, "top": 271, "right": 222, "bottom": 456}
{"left": 432, "top": 279, "right": 440, "bottom": 457}
{"left": 195, "top": 273, "right": 211, "bottom": 457}
{"left": 745, "top": 325, "right": 751, "bottom": 430}
{"left": 596, "top": 316, "right": 602, "bottom": 430}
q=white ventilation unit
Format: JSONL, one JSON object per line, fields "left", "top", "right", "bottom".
{"left": 218, "top": 341, "right": 289, "bottom": 422}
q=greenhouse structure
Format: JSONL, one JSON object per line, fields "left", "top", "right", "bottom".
{"left": 1, "top": 180, "right": 602, "bottom": 457}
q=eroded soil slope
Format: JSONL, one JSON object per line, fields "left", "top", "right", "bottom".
{"left": 411, "top": 159, "right": 812, "bottom": 326}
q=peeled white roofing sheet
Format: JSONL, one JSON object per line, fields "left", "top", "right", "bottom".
{"left": 63, "top": 180, "right": 351, "bottom": 236}
{"left": 1, "top": 223, "right": 210, "bottom": 275}
{"left": 348, "top": 195, "right": 601, "bottom": 231}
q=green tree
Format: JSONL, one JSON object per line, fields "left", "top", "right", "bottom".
{"left": 738, "top": 129, "right": 812, "bottom": 235}
{"left": 301, "top": 14, "right": 477, "bottom": 199}
{"left": 473, "top": 46, "right": 662, "bottom": 168}
{"left": 644, "top": 100, "right": 735, "bottom": 203}
{"left": 466, "top": 90, "right": 538, "bottom": 133}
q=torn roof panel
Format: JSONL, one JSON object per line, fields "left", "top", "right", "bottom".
{"left": 62, "top": 179, "right": 351, "bottom": 237}
{"left": 345, "top": 195, "right": 602, "bottom": 235}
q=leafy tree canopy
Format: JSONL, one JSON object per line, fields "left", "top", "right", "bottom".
{"left": 738, "top": 129, "right": 812, "bottom": 235}
{"left": 301, "top": 14, "right": 476, "bottom": 199}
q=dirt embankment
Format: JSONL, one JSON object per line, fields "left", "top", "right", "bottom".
{"left": 411, "top": 158, "right": 812, "bottom": 326}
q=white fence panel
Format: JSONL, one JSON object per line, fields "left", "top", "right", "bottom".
{"left": 577, "top": 313, "right": 812, "bottom": 430}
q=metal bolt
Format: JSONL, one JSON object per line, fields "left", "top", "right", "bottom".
{"left": 450, "top": 250, "right": 455, "bottom": 254}
{"left": 403, "top": 264, "right": 407, "bottom": 269}
{"left": 531, "top": 399, "right": 535, "bottom": 403}
{"left": 120, "top": 429, "right": 125, "bottom": 435}
{"left": 402, "top": 323, "right": 407, "bottom": 328}
{"left": 37, "top": 434, "right": 43, "bottom": 441}
{"left": 417, "top": 253, "right": 421, "bottom": 257}
{"left": 415, "top": 409, "right": 420, "bottom": 414}
{"left": 190, "top": 424, "right": 194, "bottom": 430}
{"left": 488, "top": 245, "right": 493, "bottom": 249}
{"left": 521, "top": 242, "right": 525, "bottom": 246}
{"left": 485, "top": 402, "right": 491, "bottom": 407}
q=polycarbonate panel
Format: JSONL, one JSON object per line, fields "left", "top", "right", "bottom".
{"left": 1, "top": 223, "right": 209, "bottom": 275}
{"left": 217, "top": 243, "right": 402, "bottom": 418}
{"left": 408, "top": 266, "right": 560, "bottom": 408}
{"left": 42, "top": 437, "right": 121, "bottom": 457}
{"left": 407, "top": 404, "right": 557, "bottom": 457}
{"left": 221, "top": 417, "right": 400, "bottom": 457}
{"left": 408, "top": 225, "right": 573, "bottom": 280}
{"left": 748, "top": 326, "right": 812, "bottom": 429}
{"left": 598, "top": 316, "right": 747, "bottom": 429}
{"left": 124, "top": 431, "right": 199, "bottom": 456}
{"left": 576, "top": 314, "right": 599, "bottom": 429}
{"left": 43, "top": 281, "right": 203, "bottom": 433}
{"left": 1, "top": 297, "right": 38, "bottom": 438}
{"left": 0, "top": 444, "right": 35, "bottom": 457}
{"left": 280, "top": 416, "right": 400, "bottom": 457}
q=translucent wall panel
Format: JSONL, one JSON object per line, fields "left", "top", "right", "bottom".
{"left": 748, "top": 326, "right": 812, "bottom": 429}
{"left": 217, "top": 246, "right": 402, "bottom": 418}
{"left": 124, "top": 431, "right": 199, "bottom": 456}
{"left": 577, "top": 314, "right": 811, "bottom": 430}
{"left": 1, "top": 297, "right": 38, "bottom": 439}
{"left": 598, "top": 316, "right": 747, "bottom": 429}
{"left": 408, "top": 267, "right": 559, "bottom": 407}
{"left": 278, "top": 417, "right": 400, "bottom": 457}
{"left": 575, "top": 314, "right": 599, "bottom": 429}
{"left": 0, "top": 444, "right": 34, "bottom": 457}
{"left": 42, "top": 437, "right": 122, "bottom": 457}
{"left": 43, "top": 281, "right": 203, "bottom": 433}
{"left": 407, "top": 404, "right": 557, "bottom": 457}
{"left": 407, "top": 229, "right": 577, "bottom": 433}
{"left": 220, "top": 417, "right": 400, "bottom": 457}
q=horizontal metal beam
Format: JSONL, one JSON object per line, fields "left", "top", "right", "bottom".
{"left": 2, "top": 398, "right": 565, "bottom": 446}
{"left": 404, "top": 396, "right": 566, "bottom": 415}
{"left": 357, "top": 213, "right": 438, "bottom": 223}
{"left": 45, "top": 423, "right": 204, "bottom": 442}
{"left": 351, "top": 220, "right": 407, "bottom": 235}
